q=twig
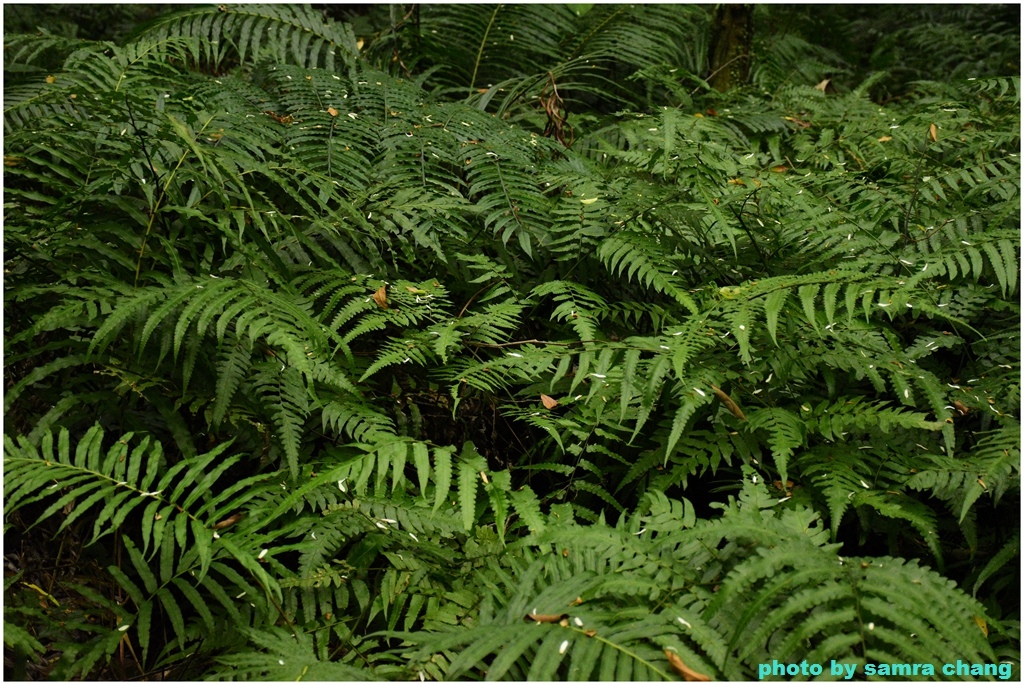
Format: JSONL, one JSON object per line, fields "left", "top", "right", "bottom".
{"left": 692, "top": 53, "right": 749, "bottom": 96}
{"left": 458, "top": 282, "right": 495, "bottom": 318}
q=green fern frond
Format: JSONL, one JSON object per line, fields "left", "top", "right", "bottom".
{"left": 907, "top": 424, "right": 1021, "bottom": 522}
{"left": 3, "top": 424, "right": 293, "bottom": 663}
{"left": 597, "top": 231, "right": 699, "bottom": 315}
{"left": 4, "top": 425, "right": 226, "bottom": 549}
{"left": 134, "top": 4, "right": 360, "bottom": 72}
{"left": 209, "top": 626, "right": 373, "bottom": 680}
{"left": 745, "top": 408, "right": 805, "bottom": 485}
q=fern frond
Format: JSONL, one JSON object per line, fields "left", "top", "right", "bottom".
{"left": 135, "top": 4, "right": 360, "bottom": 72}
{"left": 209, "top": 626, "right": 373, "bottom": 680}
{"left": 3, "top": 424, "right": 293, "bottom": 663}
{"left": 597, "top": 231, "right": 699, "bottom": 314}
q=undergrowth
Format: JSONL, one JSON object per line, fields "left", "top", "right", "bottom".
{"left": 4, "top": 4, "right": 1019, "bottom": 680}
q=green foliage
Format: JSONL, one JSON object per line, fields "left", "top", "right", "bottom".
{"left": 4, "top": 4, "right": 1019, "bottom": 680}
{"left": 395, "top": 475, "right": 1001, "bottom": 680}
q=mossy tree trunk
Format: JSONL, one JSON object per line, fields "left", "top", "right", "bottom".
{"left": 708, "top": 4, "right": 755, "bottom": 91}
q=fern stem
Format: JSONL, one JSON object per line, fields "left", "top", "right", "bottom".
{"left": 457, "top": 282, "right": 496, "bottom": 318}
{"left": 900, "top": 152, "right": 927, "bottom": 243}
{"left": 579, "top": 627, "right": 673, "bottom": 680}
{"left": 468, "top": 5, "right": 501, "bottom": 97}
{"left": 246, "top": 565, "right": 299, "bottom": 637}
{"left": 132, "top": 114, "right": 215, "bottom": 288}
{"left": 729, "top": 202, "right": 768, "bottom": 272}
{"left": 124, "top": 96, "right": 169, "bottom": 287}
{"left": 569, "top": 6, "right": 626, "bottom": 61}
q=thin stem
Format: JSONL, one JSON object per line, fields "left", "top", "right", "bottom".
{"left": 469, "top": 5, "right": 501, "bottom": 97}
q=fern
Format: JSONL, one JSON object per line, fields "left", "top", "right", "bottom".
{"left": 5, "top": 5, "right": 1018, "bottom": 679}
{"left": 134, "top": 5, "right": 361, "bottom": 72}
{"left": 4, "top": 426, "right": 282, "bottom": 664}
{"left": 393, "top": 475, "right": 1004, "bottom": 680}
{"left": 207, "top": 626, "right": 373, "bottom": 680}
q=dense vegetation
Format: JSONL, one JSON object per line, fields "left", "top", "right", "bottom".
{"left": 4, "top": 4, "right": 1019, "bottom": 680}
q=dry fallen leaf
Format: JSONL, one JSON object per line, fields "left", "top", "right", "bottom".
{"left": 524, "top": 612, "right": 569, "bottom": 624}
{"left": 541, "top": 394, "right": 559, "bottom": 409}
{"left": 213, "top": 513, "right": 244, "bottom": 530}
{"left": 372, "top": 285, "right": 389, "bottom": 309}
{"left": 665, "top": 650, "right": 711, "bottom": 682}
{"left": 710, "top": 384, "right": 747, "bottom": 421}
{"left": 772, "top": 480, "right": 795, "bottom": 494}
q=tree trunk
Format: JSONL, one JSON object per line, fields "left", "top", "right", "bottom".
{"left": 708, "top": 4, "right": 755, "bottom": 91}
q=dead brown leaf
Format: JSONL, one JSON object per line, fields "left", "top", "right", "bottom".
{"left": 664, "top": 650, "right": 711, "bottom": 681}
{"left": 710, "top": 385, "right": 746, "bottom": 421}
{"left": 213, "top": 513, "right": 245, "bottom": 530}
{"left": 772, "top": 480, "right": 795, "bottom": 494}
{"left": 372, "top": 285, "right": 389, "bottom": 309}
{"left": 524, "top": 612, "right": 569, "bottom": 624}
